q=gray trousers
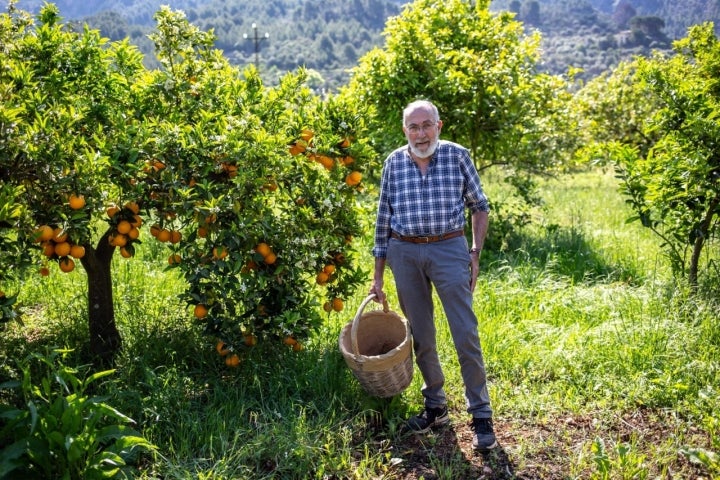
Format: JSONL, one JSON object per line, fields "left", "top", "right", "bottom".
{"left": 386, "top": 235, "right": 493, "bottom": 419}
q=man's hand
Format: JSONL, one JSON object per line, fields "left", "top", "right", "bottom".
{"left": 469, "top": 254, "right": 480, "bottom": 292}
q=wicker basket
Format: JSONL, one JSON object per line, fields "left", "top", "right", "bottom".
{"left": 338, "top": 294, "right": 413, "bottom": 398}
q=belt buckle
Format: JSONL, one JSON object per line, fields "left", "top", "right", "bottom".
{"left": 419, "top": 236, "right": 430, "bottom": 243}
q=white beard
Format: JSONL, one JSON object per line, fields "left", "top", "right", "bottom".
{"left": 409, "top": 138, "right": 439, "bottom": 159}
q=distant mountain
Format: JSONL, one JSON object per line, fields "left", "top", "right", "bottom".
{"left": 8, "top": 0, "right": 720, "bottom": 86}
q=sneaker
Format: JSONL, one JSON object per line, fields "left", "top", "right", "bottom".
{"left": 471, "top": 417, "right": 499, "bottom": 452}
{"left": 406, "top": 406, "right": 450, "bottom": 433}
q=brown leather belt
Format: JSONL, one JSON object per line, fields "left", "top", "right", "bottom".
{"left": 390, "top": 229, "right": 464, "bottom": 244}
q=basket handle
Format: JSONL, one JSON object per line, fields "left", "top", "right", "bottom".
{"left": 350, "top": 294, "right": 389, "bottom": 355}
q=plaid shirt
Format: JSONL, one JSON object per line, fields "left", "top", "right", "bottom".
{"left": 373, "top": 140, "right": 490, "bottom": 258}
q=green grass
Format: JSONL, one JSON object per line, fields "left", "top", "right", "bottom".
{"left": 2, "top": 169, "right": 719, "bottom": 479}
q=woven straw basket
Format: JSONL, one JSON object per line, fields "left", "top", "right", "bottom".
{"left": 338, "top": 294, "right": 413, "bottom": 398}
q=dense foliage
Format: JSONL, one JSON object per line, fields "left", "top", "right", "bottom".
{"left": 0, "top": 3, "right": 375, "bottom": 359}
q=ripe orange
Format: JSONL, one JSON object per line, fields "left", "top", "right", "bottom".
{"left": 193, "top": 304, "right": 208, "bottom": 319}
{"left": 288, "top": 142, "right": 306, "bottom": 156}
{"left": 255, "top": 242, "right": 271, "bottom": 257}
{"left": 59, "top": 257, "right": 75, "bottom": 273}
{"left": 41, "top": 242, "right": 55, "bottom": 257}
{"left": 124, "top": 201, "right": 140, "bottom": 215}
{"left": 323, "top": 264, "right": 336, "bottom": 275}
{"left": 150, "top": 224, "right": 161, "bottom": 238}
{"left": 39, "top": 266, "right": 50, "bottom": 277}
{"left": 169, "top": 230, "right": 182, "bottom": 244}
{"left": 35, "top": 225, "right": 54, "bottom": 243}
{"left": 109, "top": 233, "right": 127, "bottom": 247}
{"left": 106, "top": 204, "right": 120, "bottom": 218}
{"left": 332, "top": 297, "right": 344, "bottom": 312}
{"left": 212, "top": 246, "right": 228, "bottom": 260}
{"left": 292, "top": 342, "right": 303, "bottom": 352}
{"left": 117, "top": 220, "right": 132, "bottom": 234}
{"left": 131, "top": 214, "right": 143, "bottom": 228}
{"left": 242, "top": 260, "right": 258, "bottom": 273}
{"left": 69, "top": 244, "right": 85, "bottom": 259}
{"left": 283, "top": 336, "right": 298, "bottom": 346}
{"left": 316, "top": 155, "right": 334, "bottom": 170}
{"left": 168, "top": 253, "right": 181, "bottom": 265}
{"left": 127, "top": 227, "right": 140, "bottom": 240}
{"left": 52, "top": 227, "right": 68, "bottom": 243}
{"left": 225, "top": 354, "right": 241, "bottom": 367}
{"left": 338, "top": 137, "right": 351, "bottom": 148}
{"left": 316, "top": 271, "right": 329, "bottom": 285}
{"left": 119, "top": 246, "right": 133, "bottom": 258}
{"left": 156, "top": 229, "right": 171, "bottom": 243}
{"left": 216, "top": 340, "right": 230, "bottom": 356}
{"left": 300, "top": 129, "right": 314, "bottom": 142}
{"left": 263, "top": 252, "right": 277, "bottom": 265}
{"left": 54, "top": 241, "right": 71, "bottom": 257}
{"left": 342, "top": 155, "right": 355, "bottom": 166}
{"left": 197, "top": 226, "right": 208, "bottom": 238}
{"left": 244, "top": 334, "right": 257, "bottom": 346}
{"left": 345, "top": 171, "right": 362, "bottom": 186}
{"left": 68, "top": 193, "right": 86, "bottom": 210}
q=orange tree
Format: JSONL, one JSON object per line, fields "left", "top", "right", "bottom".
{"left": 0, "top": 4, "right": 373, "bottom": 362}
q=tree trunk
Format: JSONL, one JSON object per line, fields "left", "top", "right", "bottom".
{"left": 689, "top": 196, "right": 720, "bottom": 288}
{"left": 80, "top": 229, "right": 121, "bottom": 364}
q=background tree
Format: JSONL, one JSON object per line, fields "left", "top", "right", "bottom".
{"left": 0, "top": 4, "right": 374, "bottom": 361}
{"left": 342, "top": 0, "right": 578, "bottom": 240}
{"left": 575, "top": 23, "right": 720, "bottom": 287}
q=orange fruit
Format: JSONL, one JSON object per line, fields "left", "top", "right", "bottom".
{"left": 216, "top": 340, "right": 230, "bottom": 356}
{"left": 127, "top": 227, "right": 140, "bottom": 240}
{"left": 283, "top": 336, "right": 298, "bottom": 346}
{"left": 117, "top": 220, "right": 132, "bottom": 234}
{"left": 225, "top": 354, "right": 241, "bottom": 367}
{"left": 69, "top": 244, "right": 85, "bottom": 259}
{"left": 39, "top": 266, "right": 50, "bottom": 277}
{"left": 68, "top": 193, "right": 86, "bottom": 210}
{"left": 156, "top": 229, "right": 171, "bottom": 243}
{"left": 212, "top": 246, "right": 228, "bottom": 260}
{"left": 342, "top": 155, "right": 355, "bottom": 166}
{"left": 131, "top": 214, "right": 143, "bottom": 228}
{"left": 197, "top": 226, "right": 208, "bottom": 238}
{"left": 119, "top": 246, "right": 133, "bottom": 258}
{"left": 255, "top": 243, "right": 271, "bottom": 257}
{"left": 292, "top": 342, "right": 304, "bottom": 352}
{"left": 54, "top": 241, "right": 71, "bottom": 257}
{"left": 169, "top": 230, "right": 182, "bottom": 244}
{"left": 316, "top": 155, "right": 334, "bottom": 170}
{"left": 193, "top": 304, "right": 208, "bottom": 319}
{"left": 52, "top": 227, "right": 68, "bottom": 243}
{"left": 242, "top": 260, "right": 258, "bottom": 273}
{"left": 316, "top": 271, "right": 329, "bottom": 285}
{"left": 323, "top": 264, "right": 335, "bottom": 275}
{"left": 244, "top": 334, "right": 257, "bottom": 346}
{"left": 323, "top": 301, "right": 332, "bottom": 312}
{"left": 59, "top": 257, "right": 75, "bottom": 273}
{"left": 300, "top": 129, "right": 314, "bottom": 142}
{"left": 124, "top": 201, "right": 140, "bottom": 215}
{"left": 35, "top": 225, "right": 54, "bottom": 243}
{"left": 41, "top": 242, "right": 55, "bottom": 257}
{"left": 289, "top": 143, "right": 306, "bottom": 156}
{"left": 168, "top": 253, "right": 181, "bottom": 265}
{"left": 106, "top": 204, "right": 120, "bottom": 218}
{"left": 345, "top": 171, "right": 362, "bottom": 186}
{"left": 109, "top": 233, "right": 127, "bottom": 247}
{"left": 150, "top": 224, "right": 161, "bottom": 237}
{"left": 332, "top": 298, "right": 344, "bottom": 312}
{"left": 262, "top": 179, "right": 278, "bottom": 192}
{"left": 263, "top": 252, "right": 277, "bottom": 265}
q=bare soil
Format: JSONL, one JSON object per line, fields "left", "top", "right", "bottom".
{"left": 379, "top": 409, "right": 712, "bottom": 479}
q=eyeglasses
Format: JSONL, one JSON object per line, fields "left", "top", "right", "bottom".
{"left": 405, "top": 121, "right": 438, "bottom": 135}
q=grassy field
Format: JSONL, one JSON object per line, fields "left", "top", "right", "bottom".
{"left": 2, "top": 169, "right": 719, "bottom": 479}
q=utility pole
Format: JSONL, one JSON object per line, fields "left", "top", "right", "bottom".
{"left": 243, "top": 23, "right": 269, "bottom": 68}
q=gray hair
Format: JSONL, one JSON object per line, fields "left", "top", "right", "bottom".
{"left": 403, "top": 100, "right": 439, "bottom": 126}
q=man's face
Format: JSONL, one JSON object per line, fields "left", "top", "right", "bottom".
{"left": 403, "top": 108, "right": 442, "bottom": 159}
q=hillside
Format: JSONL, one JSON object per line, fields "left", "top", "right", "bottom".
{"left": 10, "top": 0, "right": 720, "bottom": 87}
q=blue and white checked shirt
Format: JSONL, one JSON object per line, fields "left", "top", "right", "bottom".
{"left": 372, "top": 140, "right": 490, "bottom": 258}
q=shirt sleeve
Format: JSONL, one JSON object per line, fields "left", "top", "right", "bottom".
{"left": 372, "top": 157, "right": 393, "bottom": 258}
{"left": 460, "top": 150, "right": 490, "bottom": 214}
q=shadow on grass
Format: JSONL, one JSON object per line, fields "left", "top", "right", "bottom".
{"left": 486, "top": 223, "right": 644, "bottom": 286}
